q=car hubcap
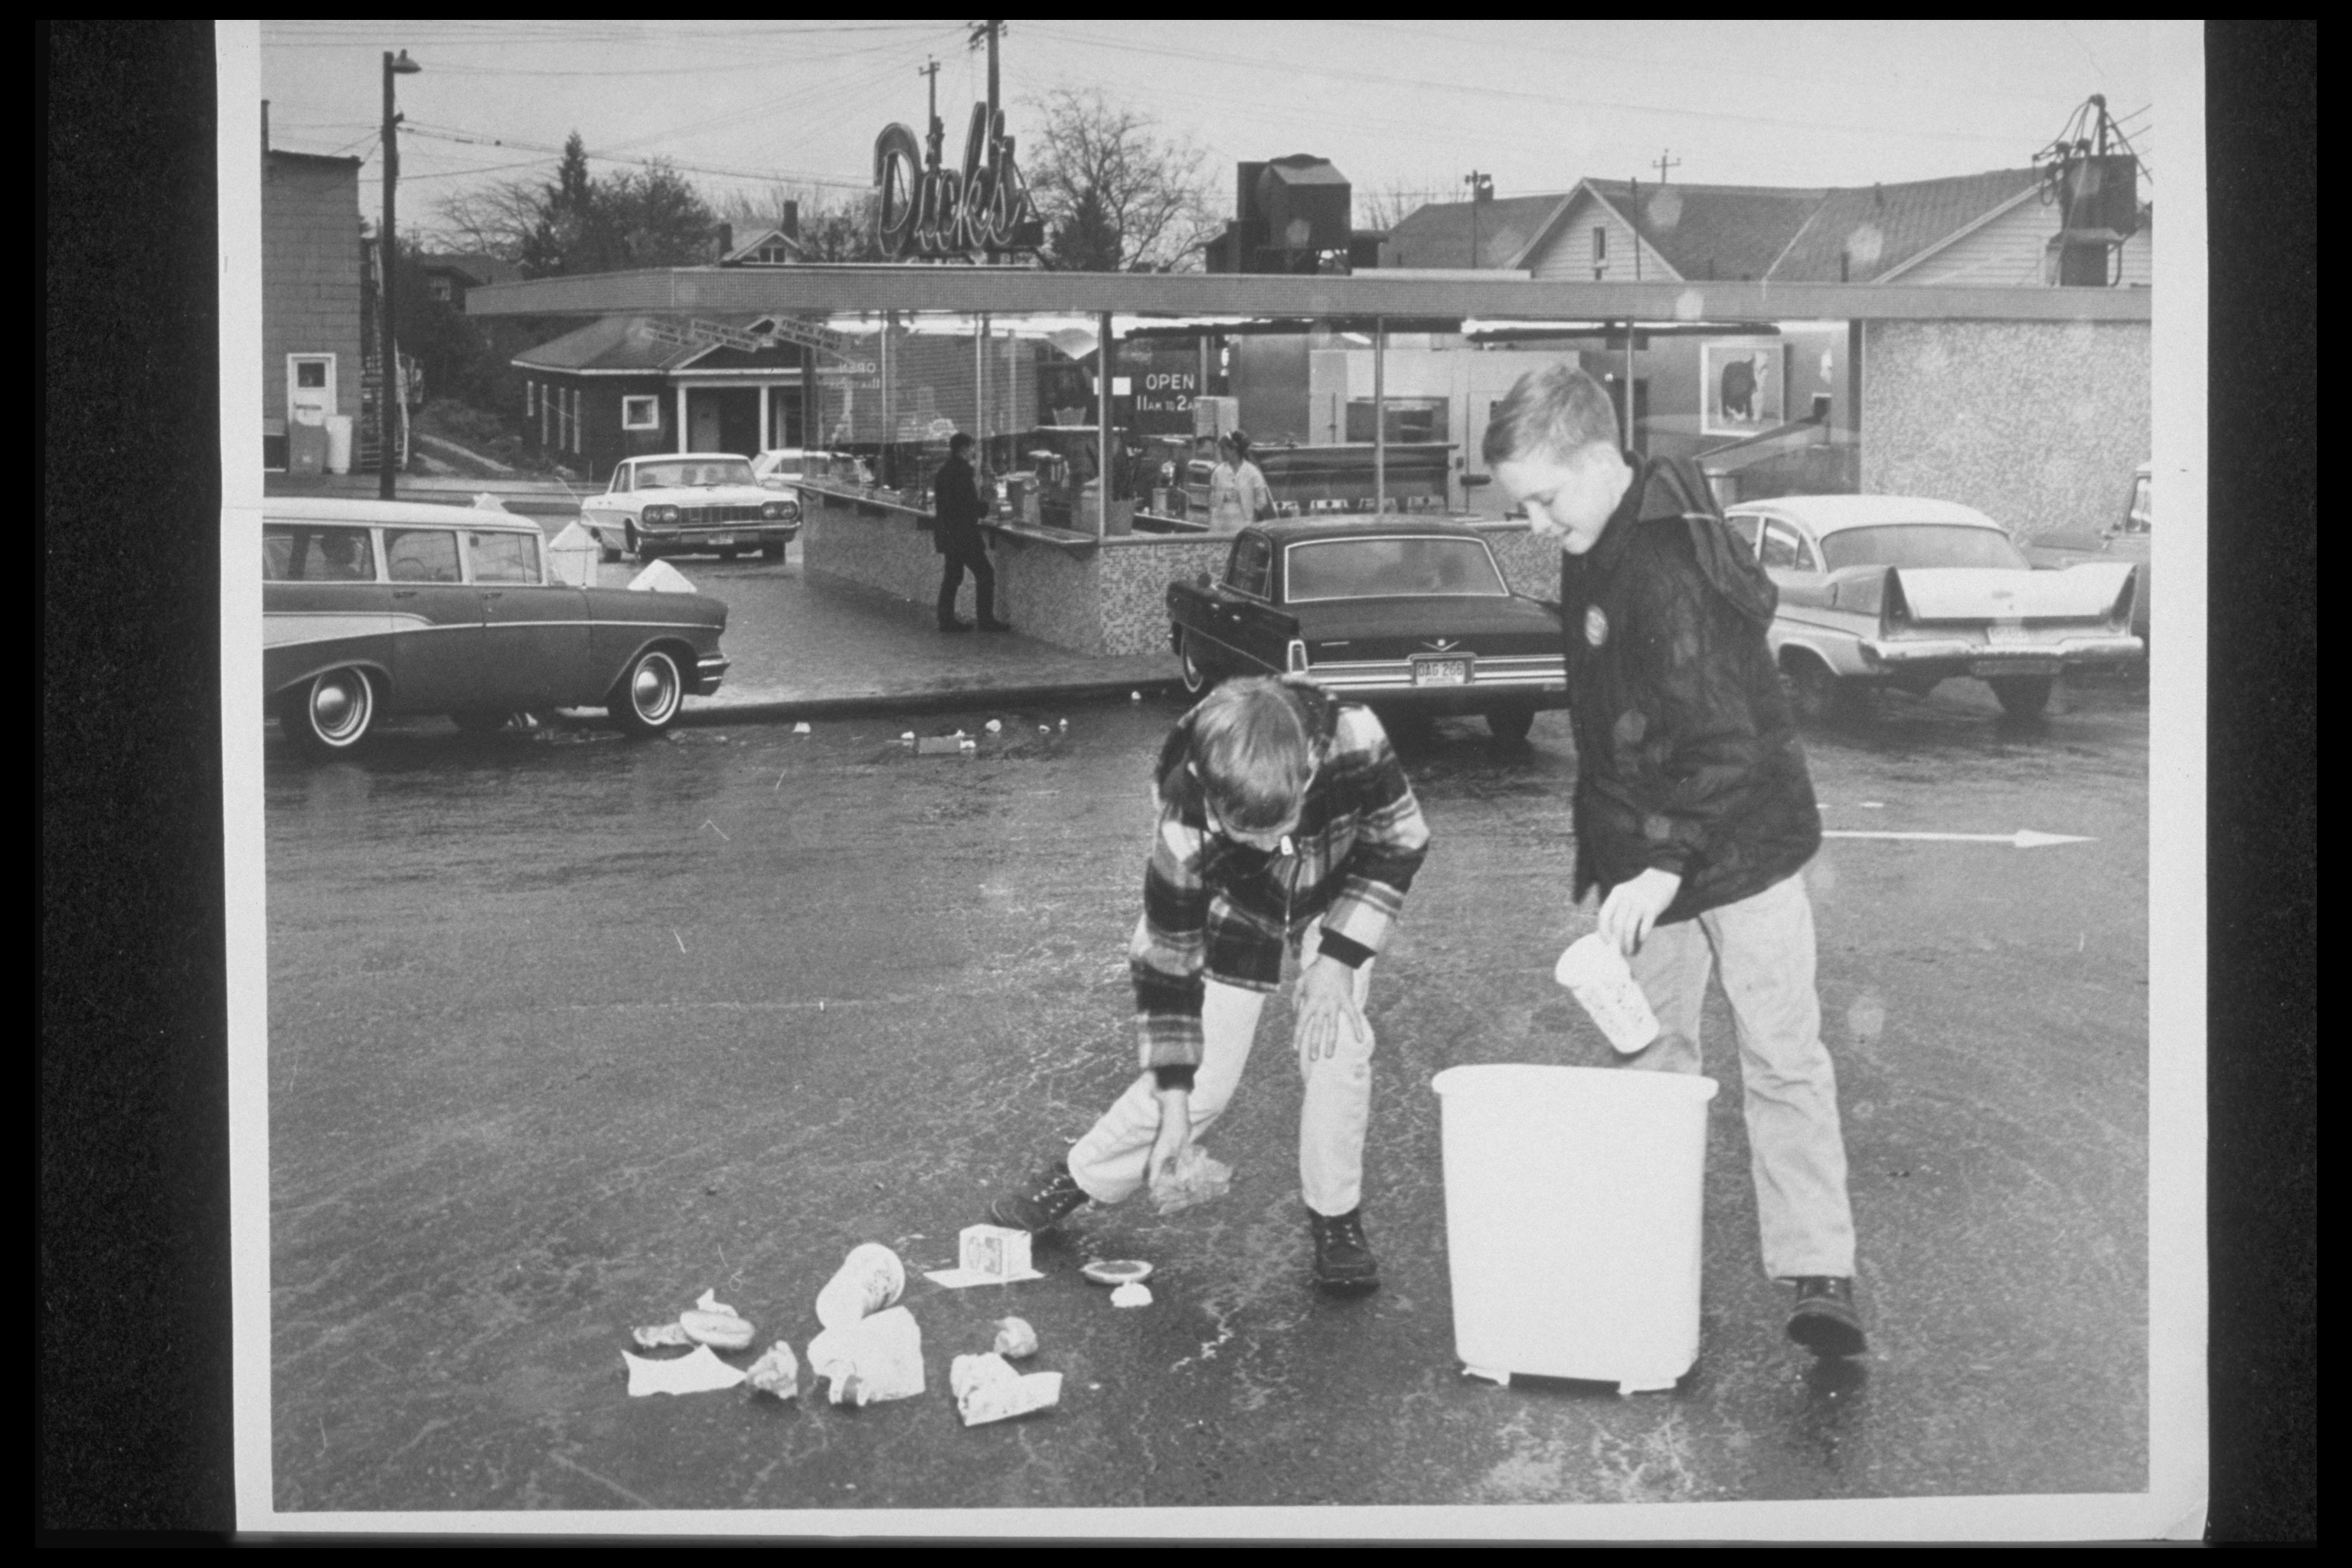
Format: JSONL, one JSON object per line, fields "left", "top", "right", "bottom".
{"left": 632, "top": 656, "right": 678, "bottom": 721}
{"left": 311, "top": 672, "right": 368, "bottom": 743}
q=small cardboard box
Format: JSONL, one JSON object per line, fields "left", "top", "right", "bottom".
{"left": 959, "top": 1224, "right": 1033, "bottom": 1281}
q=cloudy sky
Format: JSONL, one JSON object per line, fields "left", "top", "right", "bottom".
{"left": 254, "top": 20, "right": 2158, "bottom": 234}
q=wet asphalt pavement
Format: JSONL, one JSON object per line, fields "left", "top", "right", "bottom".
{"left": 264, "top": 672, "right": 2148, "bottom": 1514}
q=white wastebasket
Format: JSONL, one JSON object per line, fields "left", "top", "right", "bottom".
{"left": 323, "top": 415, "right": 354, "bottom": 475}
{"left": 1430, "top": 1063, "right": 1719, "bottom": 1393}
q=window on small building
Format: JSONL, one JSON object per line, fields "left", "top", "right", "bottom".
{"left": 1593, "top": 226, "right": 1608, "bottom": 262}
{"left": 622, "top": 395, "right": 661, "bottom": 432}
{"left": 430, "top": 276, "right": 454, "bottom": 302}
{"left": 570, "top": 388, "right": 583, "bottom": 453}
{"left": 296, "top": 361, "right": 328, "bottom": 389}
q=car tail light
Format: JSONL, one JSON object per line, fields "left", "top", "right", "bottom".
{"left": 2110, "top": 569, "right": 2137, "bottom": 628}
{"left": 1287, "top": 639, "right": 1309, "bottom": 673}
{"left": 1883, "top": 568, "right": 1911, "bottom": 626}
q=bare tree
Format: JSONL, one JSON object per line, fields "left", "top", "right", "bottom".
{"left": 1354, "top": 179, "right": 1453, "bottom": 236}
{"left": 1024, "top": 87, "right": 1217, "bottom": 273}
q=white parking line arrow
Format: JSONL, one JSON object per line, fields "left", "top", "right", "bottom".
{"left": 1821, "top": 828, "right": 2096, "bottom": 849}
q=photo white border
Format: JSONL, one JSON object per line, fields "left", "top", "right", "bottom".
{"left": 220, "top": 18, "right": 2209, "bottom": 1540}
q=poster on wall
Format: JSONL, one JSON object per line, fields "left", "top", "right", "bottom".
{"left": 1700, "top": 338, "right": 1784, "bottom": 436}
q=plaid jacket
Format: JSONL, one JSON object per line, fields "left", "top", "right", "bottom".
{"left": 1129, "top": 679, "right": 1432, "bottom": 1072}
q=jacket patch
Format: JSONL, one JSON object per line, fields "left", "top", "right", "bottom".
{"left": 1584, "top": 606, "right": 1609, "bottom": 647}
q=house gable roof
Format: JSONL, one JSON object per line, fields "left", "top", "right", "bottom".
{"left": 1579, "top": 178, "right": 1827, "bottom": 283}
{"left": 724, "top": 225, "right": 808, "bottom": 266}
{"left": 1383, "top": 192, "right": 1575, "bottom": 271}
{"left": 511, "top": 314, "right": 811, "bottom": 375}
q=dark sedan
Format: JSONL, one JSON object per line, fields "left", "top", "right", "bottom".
{"left": 1166, "top": 520, "right": 1568, "bottom": 740}
{"left": 264, "top": 497, "right": 730, "bottom": 758}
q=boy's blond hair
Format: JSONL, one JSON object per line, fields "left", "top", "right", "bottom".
{"left": 1178, "top": 677, "right": 1315, "bottom": 832}
{"left": 1481, "top": 361, "right": 1622, "bottom": 469}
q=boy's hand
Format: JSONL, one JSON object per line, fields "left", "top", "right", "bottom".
{"left": 1599, "top": 868, "right": 1684, "bottom": 956}
{"left": 1147, "top": 1086, "right": 1194, "bottom": 1195}
{"left": 1295, "top": 956, "right": 1369, "bottom": 1073}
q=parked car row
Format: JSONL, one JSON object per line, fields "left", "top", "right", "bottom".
{"left": 264, "top": 497, "right": 730, "bottom": 758}
{"left": 1163, "top": 488, "right": 2146, "bottom": 733}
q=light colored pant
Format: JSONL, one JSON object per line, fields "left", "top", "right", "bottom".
{"left": 1625, "top": 872, "right": 1857, "bottom": 1280}
{"left": 1068, "top": 926, "right": 1375, "bottom": 1218}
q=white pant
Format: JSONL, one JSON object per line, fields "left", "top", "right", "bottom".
{"left": 1626, "top": 872, "right": 1857, "bottom": 1280}
{"left": 1068, "top": 927, "right": 1376, "bottom": 1218}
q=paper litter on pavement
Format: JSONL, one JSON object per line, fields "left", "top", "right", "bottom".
{"left": 923, "top": 1266, "right": 1046, "bottom": 1289}
{"left": 622, "top": 1343, "right": 748, "bottom": 1397}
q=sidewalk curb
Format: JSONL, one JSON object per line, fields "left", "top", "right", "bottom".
{"left": 679, "top": 675, "right": 1190, "bottom": 727}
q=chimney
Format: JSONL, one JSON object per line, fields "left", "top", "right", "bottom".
{"left": 717, "top": 222, "right": 733, "bottom": 260}
{"left": 782, "top": 199, "right": 800, "bottom": 240}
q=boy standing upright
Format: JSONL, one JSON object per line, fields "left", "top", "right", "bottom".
{"left": 988, "top": 675, "right": 1431, "bottom": 1292}
{"left": 1487, "top": 362, "right": 1867, "bottom": 1358}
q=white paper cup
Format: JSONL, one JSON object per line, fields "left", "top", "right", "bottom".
{"left": 815, "top": 1243, "right": 906, "bottom": 1331}
{"left": 1555, "top": 933, "right": 1662, "bottom": 1055}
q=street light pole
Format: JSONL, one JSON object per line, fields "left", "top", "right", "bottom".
{"left": 379, "top": 48, "right": 420, "bottom": 498}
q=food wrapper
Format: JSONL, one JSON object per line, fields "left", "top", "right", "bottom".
{"left": 1149, "top": 1147, "right": 1233, "bottom": 1215}
{"left": 678, "top": 1289, "right": 756, "bottom": 1351}
{"left": 949, "top": 1352, "right": 1063, "bottom": 1426}
{"left": 746, "top": 1341, "right": 800, "bottom": 1398}
{"left": 992, "top": 1317, "right": 1039, "bottom": 1359}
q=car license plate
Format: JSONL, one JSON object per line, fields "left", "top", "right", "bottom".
{"left": 1413, "top": 657, "right": 1470, "bottom": 688}
{"left": 710, "top": 534, "right": 736, "bottom": 547}
{"left": 1971, "top": 657, "right": 2060, "bottom": 678}
{"left": 1985, "top": 619, "right": 2029, "bottom": 645}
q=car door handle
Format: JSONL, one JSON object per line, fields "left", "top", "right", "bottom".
{"left": 392, "top": 589, "right": 418, "bottom": 599}
{"left": 482, "top": 591, "right": 505, "bottom": 599}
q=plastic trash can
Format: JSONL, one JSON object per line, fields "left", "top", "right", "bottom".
{"left": 324, "top": 415, "right": 354, "bottom": 475}
{"left": 1430, "top": 1063, "right": 1720, "bottom": 1393}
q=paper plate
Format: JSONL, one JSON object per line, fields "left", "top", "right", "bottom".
{"left": 1080, "top": 1259, "right": 1155, "bottom": 1286}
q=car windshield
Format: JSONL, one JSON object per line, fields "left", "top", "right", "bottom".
{"left": 635, "top": 459, "right": 756, "bottom": 489}
{"left": 1285, "top": 537, "right": 1508, "bottom": 603}
{"left": 1818, "top": 524, "right": 2028, "bottom": 573}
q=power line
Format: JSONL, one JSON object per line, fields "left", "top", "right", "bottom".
{"left": 1021, "top": 22, "right": 2049, "bottom": 147}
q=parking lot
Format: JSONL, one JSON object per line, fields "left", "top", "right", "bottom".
{"left": 263, "top": 668, "right": 2148, "bottom": 1512}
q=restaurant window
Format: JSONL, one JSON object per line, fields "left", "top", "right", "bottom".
{"left": 1345, "top": 397, "right": 1449, "bottom": 446}
{"left": 622, "top": 395, "right": 660, "bottom": 432}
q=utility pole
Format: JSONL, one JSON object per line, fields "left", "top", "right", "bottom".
{"left": 1652, "top": 149, "right": 1680, "bottom": 185}
{"left": 920, "top": 57, "right": 942, "bottom": 165}
{"left": 379, "top": 48, "right": 420, "bottom": 498}
{"left": 1463, "top": 170, "right": 1491, "bottom": 268}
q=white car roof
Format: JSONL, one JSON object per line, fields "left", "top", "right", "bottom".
{"left": 263, "top": 495, "right": 540, "bottom": 531}
{"left": 1733, "top": 494, "right": 2004, "bottom": 535}
{"left": 629, "top": 452, "right": 752, "bottom": 464}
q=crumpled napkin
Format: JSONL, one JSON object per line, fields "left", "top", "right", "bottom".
{"left": 622, "top": 1342, "right": 746, "bottom": 1397}
{"left": 1150, "top": 1147, "right": 1233, "bottom": 1215}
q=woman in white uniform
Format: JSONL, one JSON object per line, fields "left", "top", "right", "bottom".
{"left": 1207, "top": 431, "right": 1274, "bottom": 534}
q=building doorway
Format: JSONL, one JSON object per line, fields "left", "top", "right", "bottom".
{"left": 686, "top": 387, "right": 760, "bottom": 456}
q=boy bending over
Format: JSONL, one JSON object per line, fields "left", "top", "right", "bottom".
{"left": 988, "top": 675, "right": 1432, "bottom": 1293}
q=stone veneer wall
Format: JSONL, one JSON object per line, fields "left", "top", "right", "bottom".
{"left": 1862, "top": 318, "right": 2149, "bottom": 543}
{"left": 801, "top": 486, "right": 1231, "bottom": 657}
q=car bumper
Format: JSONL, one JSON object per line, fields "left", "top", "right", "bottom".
{"left": 1855, "top": 632, "right": 2145, "bottom": 675}
{"left": 1302, "top": 655, "right": 1570, "bottom": 711}
{"left": 639, "top": 524, "right": 800, "bottom": 547}
{"left": 694, "top": 654, "right": 730, "bottom": 695}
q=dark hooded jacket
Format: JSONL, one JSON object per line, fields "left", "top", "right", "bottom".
{"left": 1558, "top": 455, "right": 1821, "bottom": 924}
{"left": 931, "top": 451, "right": 988, "bottom": 554}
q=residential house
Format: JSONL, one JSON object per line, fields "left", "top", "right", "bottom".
{"left": 413, "top": 251, "right": 524, "bottom": 307}
{"left": 262, "top": 147, "right": 364, "bottom": 472}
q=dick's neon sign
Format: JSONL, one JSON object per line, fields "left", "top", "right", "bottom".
{"left": 873, "top": 102, "right": 1044, "bottom": 260}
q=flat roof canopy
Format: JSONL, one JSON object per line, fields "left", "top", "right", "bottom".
{"left": 468, "top": 265, "right": 2149, "bottom": 326}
